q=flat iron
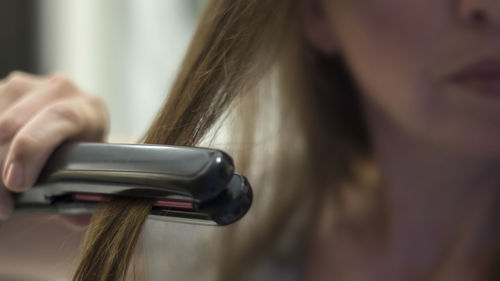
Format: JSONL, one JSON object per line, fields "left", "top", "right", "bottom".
{"left": 12, "top": 142, "right": 252, "bottom": 226}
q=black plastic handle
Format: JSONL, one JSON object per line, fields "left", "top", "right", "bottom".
{"left": 35, "top": 142, "right": 235, "bottom": 201}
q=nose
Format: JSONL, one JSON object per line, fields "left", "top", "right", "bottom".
{"left": 457, "top": 0, "right": 500, "bottom": 27}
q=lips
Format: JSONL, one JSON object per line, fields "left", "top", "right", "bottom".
{"left": 450, "top": 59, "right": 500, "bottom": 96}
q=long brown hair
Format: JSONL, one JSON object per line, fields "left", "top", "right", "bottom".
{"left": 72, "top": 0, "right": 371, "bottom": 280}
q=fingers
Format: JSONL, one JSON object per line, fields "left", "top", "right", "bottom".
{"left": 2, "top": 96, "right": 108, "bottom": 192}
{"left": 0, "top": 71, "right": 110, "bottom": 223}
{"left": 0, "top": 75, "right": 81, "bottom": 144}
{"left": 0, "top": 71, "right": 46, "bottom": 108}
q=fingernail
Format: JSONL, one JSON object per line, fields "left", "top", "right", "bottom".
{"left": 5, "top": 161, "right": 23, "bottom": 190}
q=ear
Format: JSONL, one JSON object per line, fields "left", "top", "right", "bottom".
{"left": 299, "top": 0, "right": 338, "bottom": 55}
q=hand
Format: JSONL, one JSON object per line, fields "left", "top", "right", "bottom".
{"left": 0, "top": 71, "right": 109, "bottom": 221}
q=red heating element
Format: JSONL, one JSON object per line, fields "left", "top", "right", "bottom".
{"left": 73, "top": 193, "right": 194, "bottom": 210}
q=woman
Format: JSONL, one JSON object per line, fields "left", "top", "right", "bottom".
{"left": 1, "top": 0, "right": 499, "bottom": 280}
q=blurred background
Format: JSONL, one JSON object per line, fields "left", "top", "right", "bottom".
{"left": 0, "top": 0, "right": 204, "bottom": 142}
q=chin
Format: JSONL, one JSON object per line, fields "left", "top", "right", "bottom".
{"left": 434, "top": 132, "right": 500, "bottom": 159}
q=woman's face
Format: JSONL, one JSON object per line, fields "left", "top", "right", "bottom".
{"left": 304, "top": 0, "right": 500, "bottom": 157}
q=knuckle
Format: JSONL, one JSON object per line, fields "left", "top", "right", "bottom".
{"left": 47, "top": 74, "right": 76, "bottom": 97}
{"left": 12, "top": 134, "right": 40, "bottom": 158}
{"left": 88, "top": 95, "right": 109, "bottom": 125}
{"left": 86, "top": 95, "right": 105, "bottom": 110}
{"left": 2, "top": 72, "right": 30, "bottom": 98}
{"left": 81, "top": 95, "right": 109, "bottom": 140}
{"left": 46, "top": 102, "right": 82, "bottom": 126}
{"left": 0, "top": 115, "right": 24, "bottom": 141}
{"left": 5, "top": 71, "right": 19, "bottom": 80}
{"left": 5, "top": 71, "right": 27, "bottom": 82}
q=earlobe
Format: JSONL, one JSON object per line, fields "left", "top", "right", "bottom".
{"left": 299, "top": 0, "right": 338, "bottom": 55}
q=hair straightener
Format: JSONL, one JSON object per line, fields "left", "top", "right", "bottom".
{"left": 12, "top": 142, "right": 252, "bottom": 226}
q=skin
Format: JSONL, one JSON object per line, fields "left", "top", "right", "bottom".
{"left": 0, "top": 72, "right": 109, "bottom": 280}
{"left": 301, "top": 0, "right": 500, "bottom": 280}
{"left": 0, "top": 72, "right": 109, "bottom": 217}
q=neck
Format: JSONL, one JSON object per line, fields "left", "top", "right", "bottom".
{"left": 366, "top": 102, "right": 500, "bottom": 279}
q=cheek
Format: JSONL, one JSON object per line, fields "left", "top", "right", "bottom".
{"left": 329, "top": 1, "right": 436, "bottom": 134}
{"left": 326, "top": 0, "right": 500, "bottom": 156}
